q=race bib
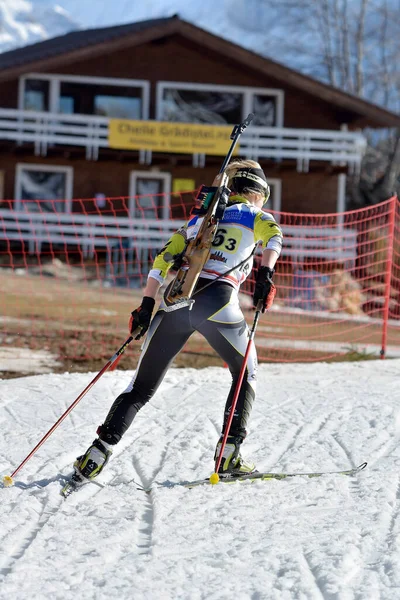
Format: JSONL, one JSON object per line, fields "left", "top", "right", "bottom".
{"left": 212, "top": 227, "right": 242, "bottom": 254}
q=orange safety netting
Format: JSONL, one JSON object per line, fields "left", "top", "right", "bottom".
{"left": 0, "top": 193, "right": 399, "bottom": 369}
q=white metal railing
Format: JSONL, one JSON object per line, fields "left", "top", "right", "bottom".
{"left": 0, "top": 108, "right": 366, "bottom": 171}
{"left": 0, "top": 208, "right": 185, "bottom": 257}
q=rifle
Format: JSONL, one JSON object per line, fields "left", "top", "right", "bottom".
{"left": 164, "top": 113, "right": 254, "bottom": 310}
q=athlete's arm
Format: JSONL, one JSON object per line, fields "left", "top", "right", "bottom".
{"left": 145, "top": 227, "right": 187, "bottom": 295}
{"left": 253, "top": 211, "right": 283, "bottom": 269}
{"left": 261, "top": 248, "right": 280, "bottom": 270}
{"left": 142, "top": 276, "right": 162, "bottom": 300}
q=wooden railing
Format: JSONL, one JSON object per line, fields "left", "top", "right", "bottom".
{"left": 0, "top": 108, "right": 366, "bottom": 172}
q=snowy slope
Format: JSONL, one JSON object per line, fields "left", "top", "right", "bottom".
{"left": 1, "top": 360, "right": 400, "bottom": 599}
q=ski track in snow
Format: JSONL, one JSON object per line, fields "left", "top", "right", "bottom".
{"left": 1, "top": 362, "right": 400, "bottom": 599}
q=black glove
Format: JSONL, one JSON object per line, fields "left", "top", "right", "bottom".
{"left": 129, "top": 296, "right": 155, "bottom": 340}
{"left": 253, "top": 266, "right": 276, "bottom": 313}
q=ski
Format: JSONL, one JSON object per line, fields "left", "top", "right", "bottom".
{"left": 60, "top": 473, "right": 86, "bottom": 498}
{"left": 60, "top": 473, "right": 103, "bottom": 499}
{"left": 147, "top": 462, "right": 367, "bottom": 491}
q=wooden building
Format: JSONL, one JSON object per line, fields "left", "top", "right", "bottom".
{"left": 0, "top": 14, "right": 399, "bottom": 218}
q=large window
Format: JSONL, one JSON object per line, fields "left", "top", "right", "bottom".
{"left": 129, "top": 171, "right": 171, "bottom": 220}
{"left": 19, "top": 74, "right": 150, "bottom": 119}
{"left": 15, "top": 164, "right": 73, "bottom": 213}
{"left": 156, "top": 82, "right": 284, "bottom": 127}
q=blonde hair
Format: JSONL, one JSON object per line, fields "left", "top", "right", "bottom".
{"left": 225, "top": 159, "right": 262, "bottom": 182}
{"left": 225, "top": 159, "right": 268, "bottom": 202}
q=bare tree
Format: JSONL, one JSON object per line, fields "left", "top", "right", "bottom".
{"left": 258, "top": 0, "right": 400, "bottom": 205}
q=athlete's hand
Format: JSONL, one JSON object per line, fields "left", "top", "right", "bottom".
{"left": 129, "top": 296, "right": 156, "bottom": 340}
{"left": 253, "top": 266, "right": 276, "bottom": 313}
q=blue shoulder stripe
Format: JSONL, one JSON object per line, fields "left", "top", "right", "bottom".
{"left": 188, "top": 215, "right": 199, "bottom": 227}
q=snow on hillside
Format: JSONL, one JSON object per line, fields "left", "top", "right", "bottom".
{"left": 1, "top": 359, "right": 400, "bottom": 599}
{"left": 0, "top": 0, "right": 78, "bottom": 53}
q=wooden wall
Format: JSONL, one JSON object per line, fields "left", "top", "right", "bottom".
{"left": 0, "top": 35, "right": 350, "bottom": 130}
{"left": 52, "top": 35, "right": 346, "bottom": 130}
{"left": 0, "top": 152, "right": 338, "bottom": 215}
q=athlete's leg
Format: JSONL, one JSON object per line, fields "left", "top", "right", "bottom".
{"left": 191, "top": 283, "right": 257, "bottom": 440}
{"left": 72, "top": 306, "right": 195, "bottom": 482}
{"left": 98, "top": 307, "right": 195, "bottom": 445}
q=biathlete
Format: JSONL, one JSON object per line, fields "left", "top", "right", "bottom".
{"left": 72, "top": 159, "right": 283, "bottom": 482}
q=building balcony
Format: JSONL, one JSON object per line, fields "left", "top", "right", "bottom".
{"left": 0, "top": 108, "right": 366, "bottom": 173}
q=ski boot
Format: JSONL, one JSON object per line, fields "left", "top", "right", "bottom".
{"left": 214, "top": 435, "right": 256, "bottom": 476}
{"left": 61, "top": 438, "right": 113, "bottom": 498}
{"left": 73, "top": 438, "right": 113, "bottom": 482}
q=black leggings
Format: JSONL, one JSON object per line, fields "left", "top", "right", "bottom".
{"left": 98, "top": 280, "right": 257, "bottom": 445}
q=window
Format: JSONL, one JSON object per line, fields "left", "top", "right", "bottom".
{"left": 94, "top": 95, "right": 141, "bottom": 120}
{"left": 157, "top": 82, "right": 284, "bottom": 127}
{"left": 19, "top": 74, "right": 150, "bottom": 119}
{"left": 252, "top": 94, "right": 279, "bottom": 127}
{"left": 59, "top": 96, "right": 75, "bottom": 114}
{"left": 161, "top": 89, "right": 242, "bottom": 124}
{"left": 23, "top": 79, "right": 50, "bottom": 112}
{"left": 129, "top": 171, "right": 171, "bottom": 220}
{"left": 15, "top": 164, "right": 73, "bottom": 213}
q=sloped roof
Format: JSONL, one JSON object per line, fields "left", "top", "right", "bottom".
{"left": 0, "top": 16, "right": 175, "bottom": 71}
{"left": 0, "top": 14, "right": 399, "bottom": 128}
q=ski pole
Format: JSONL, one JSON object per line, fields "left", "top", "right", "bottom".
{"left": 2, "top": 335, "right": 134, "bottom": 487}
{"left": 210, "top": 300, "right": 263, "bottom": 484}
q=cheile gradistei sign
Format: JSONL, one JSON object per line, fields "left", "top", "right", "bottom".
{"left": 108, "top": 119, "right": 238, "bottom": 155}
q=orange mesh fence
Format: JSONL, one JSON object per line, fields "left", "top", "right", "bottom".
{"left": 256, "top": 196, "right": 400, "bottom": 362}
{"left": 0, "top": 193, "right": 399, "bottom": 373}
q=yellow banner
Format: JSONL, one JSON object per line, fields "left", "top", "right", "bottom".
{"left": 108, "top": 120, "right": 237, "bottom": 156}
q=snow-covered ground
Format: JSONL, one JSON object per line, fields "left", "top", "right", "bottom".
{"left": 1, "top": 360, "right": 400, "bottom": 599}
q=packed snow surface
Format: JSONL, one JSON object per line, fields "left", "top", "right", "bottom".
{"left": 1, "top": 359, "right": 400, "bottom": 599}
